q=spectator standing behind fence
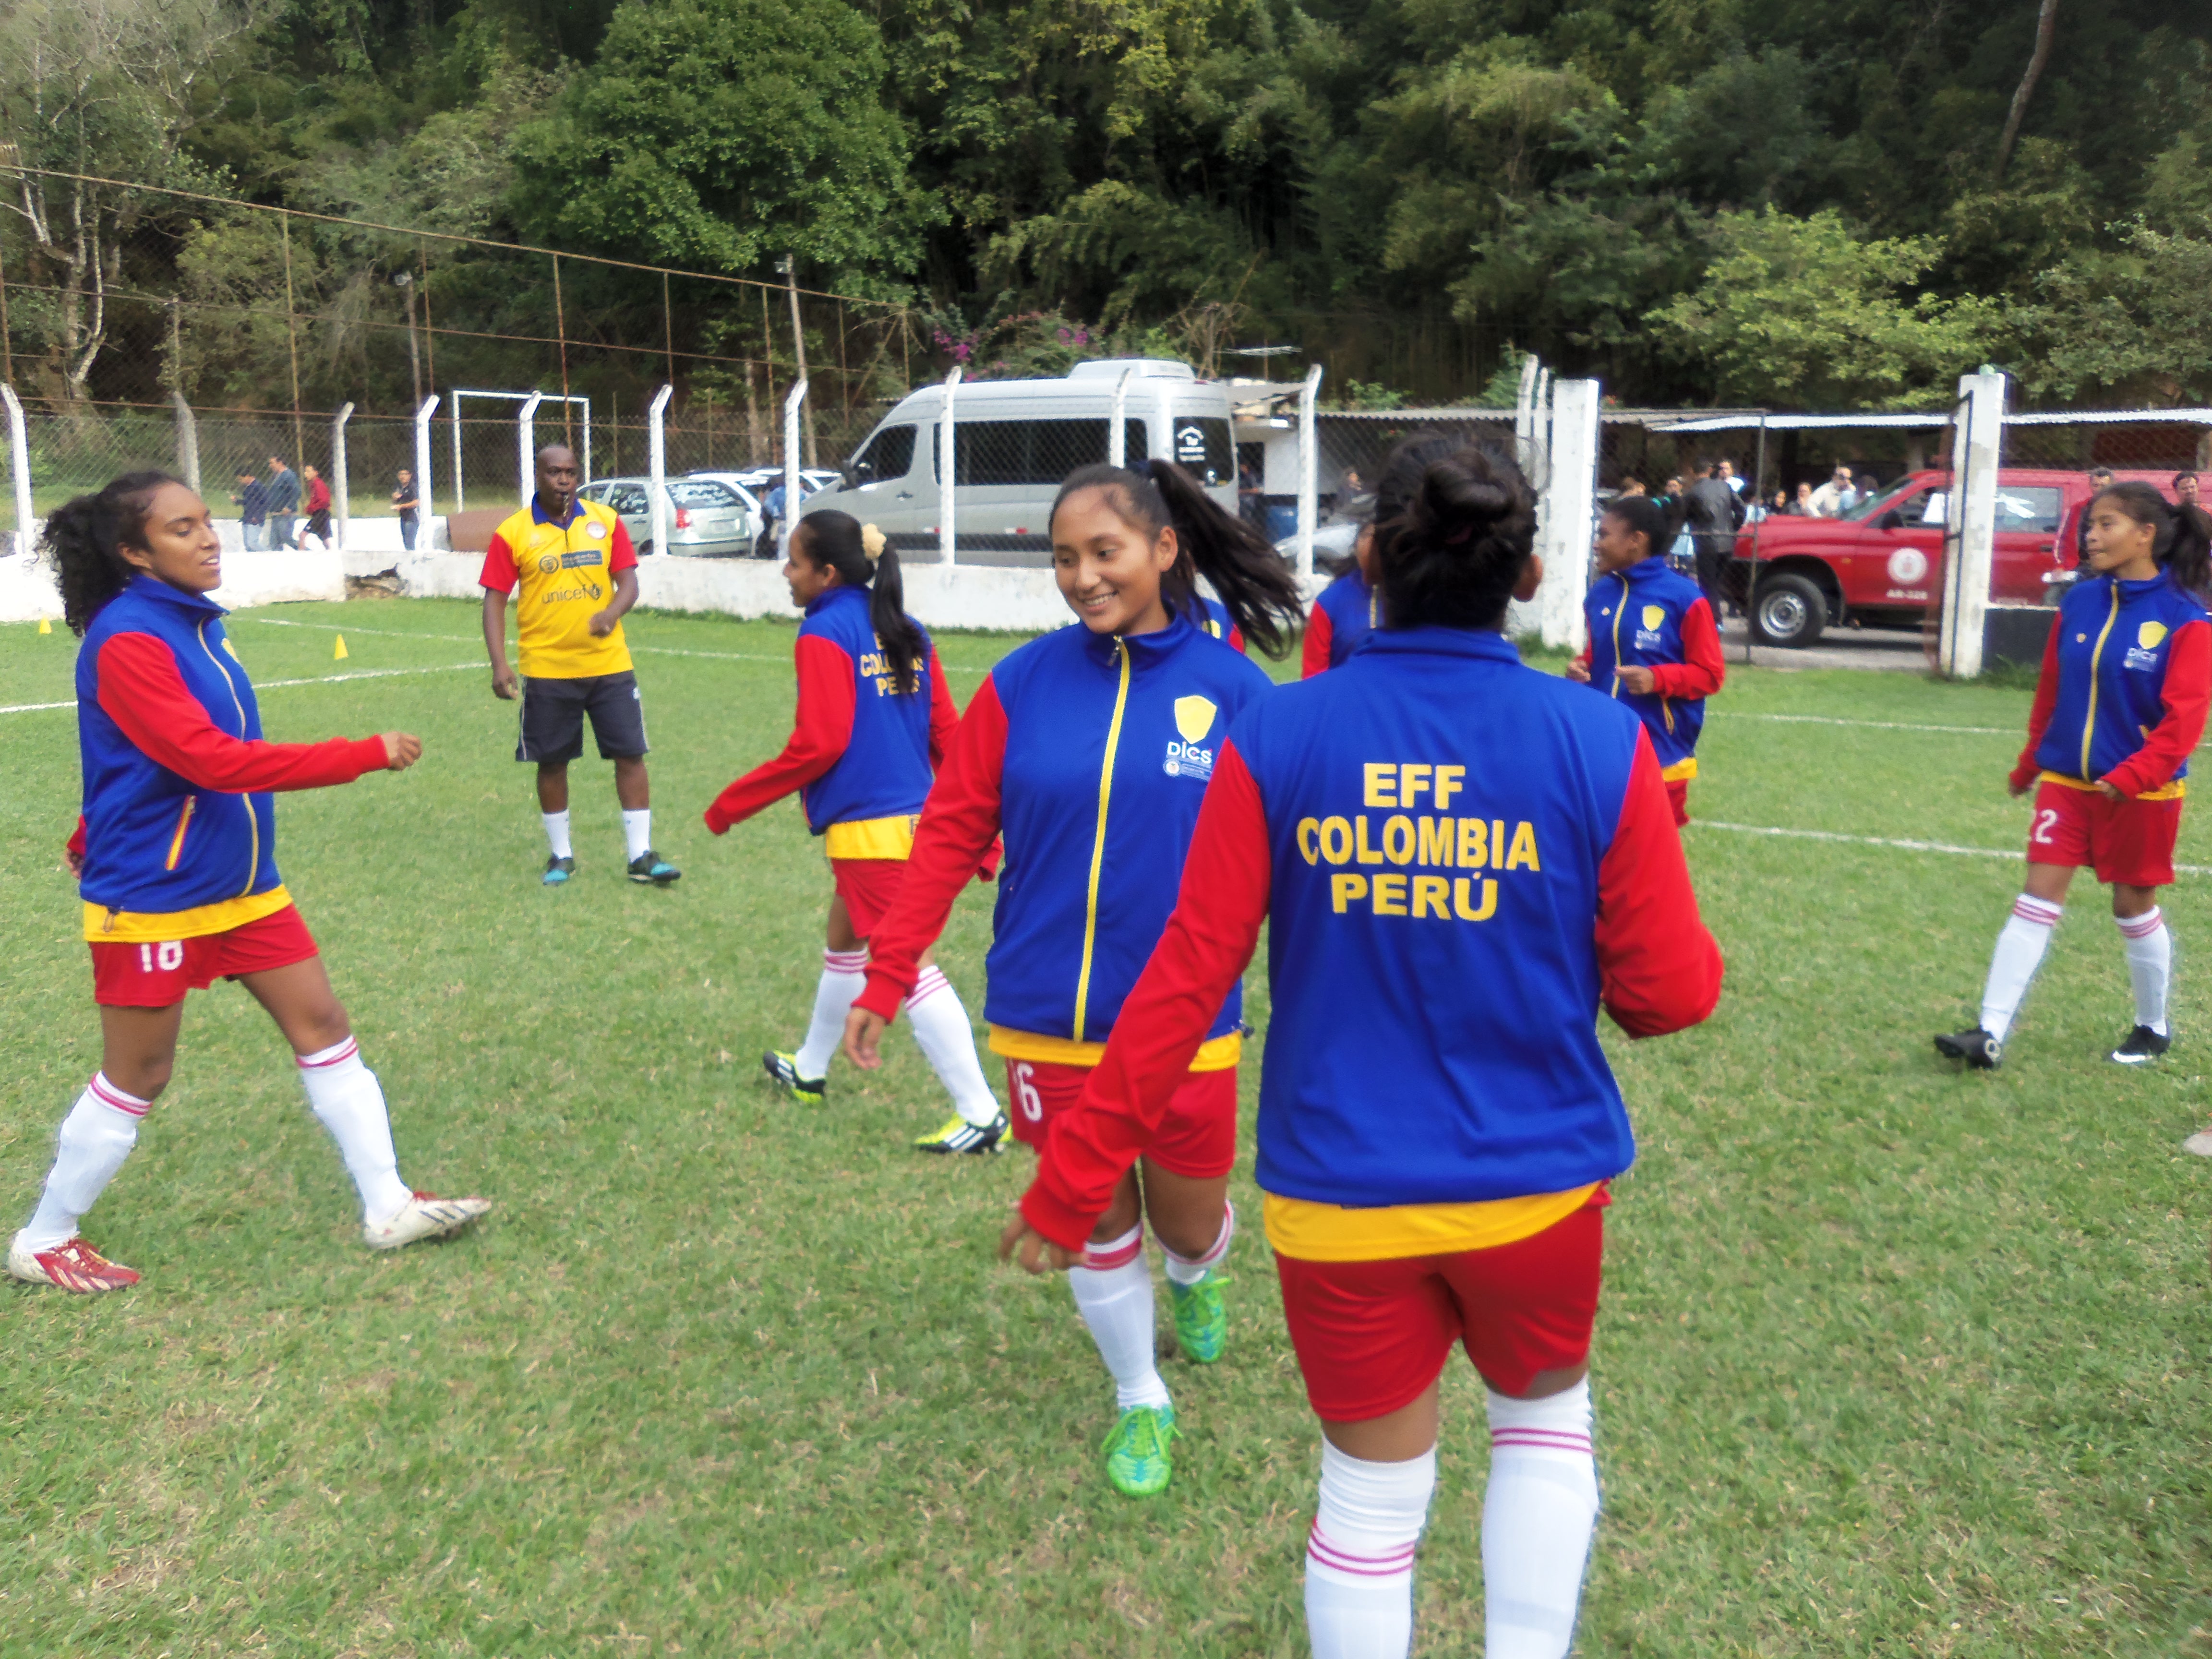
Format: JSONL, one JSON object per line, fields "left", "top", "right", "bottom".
{"left": 1806, "top": 465, "right": 1852, "bottom": 517}
{"left": 301, "top": 466, "right": 334, "bottom": 552}
{"left": 2079, "top": 468, "right": 2116, "bottom": 563}
{"left": 1683, "top": 459, "right": 1743, "bottom": 617}
{"left": 392, "top": 469, "right": 421, "bottom": 551}
{"left": 231, "top": 471, "right": 271, "bottom": 551}
{"left": 2175, "top": 472, "right": 2199, "bottom": 507}
{"left": 756, "top": 480, "right": 788, "bottom": 560}
{"left": 266, "top": 457, "right": 301, "bottom": 550}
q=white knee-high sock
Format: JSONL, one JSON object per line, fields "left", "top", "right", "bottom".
{"left": 905, "top": 965, "right": 1001, "bottom": 1125}
{"left": 1304, "top": 1440, "right": 1436, "bottom": 1659}
{"left": 794, "top": 949, "right": 869, "bottom": 1079}
{"left": 622, "top": 809, "right": 652, "bottom": 861}
{"left": 1161, "top": 1200, "right": 1235, "bottom": 1286}
{"left": 2119, "top": 907, "right": 2172, "bottom": 1035}
{"left": 16, "top": 1074, "right": 147, "bottom": 1251}
{"left": 1067, "top": 1225, "right": 1169, "bottom": 1412}
{"left": 297, "top": 1038, "right": 412, "bottom": 1224}
{"left": 1982, "top": 893, "right": 2063, "bottom": 1040}
{"left": 542, "top": 809, "right": 572, "bottom": 859}
{"left": 1482, "top": 1381, "right": 1600, "bottom": 1659}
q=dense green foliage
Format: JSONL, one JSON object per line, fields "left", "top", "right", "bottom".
{"left": 4, "top": 0, "right": 2212, "bottom": 403}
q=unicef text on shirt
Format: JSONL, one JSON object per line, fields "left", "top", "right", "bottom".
{"left": 540, "top": 581, "right": 605, "bottom": 604}
{"left": 1292, "top": 761, "right": 1540, "bottom": 923}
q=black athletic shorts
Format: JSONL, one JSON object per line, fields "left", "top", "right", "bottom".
{"left": 517, "top": 671, "right": 649, "bottom": 763}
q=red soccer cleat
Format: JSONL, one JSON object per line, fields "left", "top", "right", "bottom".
{"left": 7, "top": 1236, "right": 142, "bottom": 1293}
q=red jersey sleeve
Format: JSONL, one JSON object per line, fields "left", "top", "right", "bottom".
{"left": 2104, "top": 617, "right": 2212, "bottom": 797}
{"left": 67, "top": 816, "right": 86, "bottom": 861}
{"left": 1648, "top": 598, "right": 1726, "bottom": 699}
{"left": 1594, "top": 730, "right": 1724, "bottom": 1037}
{"left": 926, "top": 647, "right": 959, "bottom": 770}
{"left": 853, "top": 675, "right": 1010, "bottom": 1021}
{"left": 607, "top": 517, "right": 637, "bottom": 573}
{"left": 1020, "top": 742, "right": 1274, "bottom": 1249}
{"left": 96, "top": 634, "right": 390, "bottom": 793}
{"left": 1301, "top": 608, "right": 1333, "bottom": 678}
{"left": 703, "top": 635, "right": 855, "bottom": 833}
{"left": 2010, "top": 613, "right": 2064, "bottom": 792}
{"left": 479, "top": 532, "right": 519, "bottom": 595}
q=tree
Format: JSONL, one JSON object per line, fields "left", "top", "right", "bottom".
{"left": 2014, "top": 222, "right": 2212, "bottom": 405}
{"left": 1647, "top": 208, "right": 2001, "bottom": 409}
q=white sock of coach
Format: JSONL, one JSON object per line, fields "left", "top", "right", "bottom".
{"left": 296, "top": 1038, "right": 412, "bottom": 1223}
{"left": 622, "top": 809, "right": 652, "bottom": 862}
{"left": 905, "top": 965, "right": 1001, "bottom": 1126}
{"left": 1482, "top": 1380, "right": 1600, "bottom": 1659}
{"left": 541, "top": 809, "right": 572, "bottom": 860}
{"left": 1303, "top": 1439, "right": 1436, "bottom": 1659}
{"left": 1067, "top": 1225, "right": 1170, "bottom": 1412}
{"left": 17, "top": 1074, "right": 148, "bottom": 1252}
{"left": 794, "top": 949, "right": 869, "bottom": 1079}
{"left": 1982, "top": 893, "right": 2062, "bottom": 1040}
{"left": 2119, "top": 907, "right": 2172, "bottom": 1035}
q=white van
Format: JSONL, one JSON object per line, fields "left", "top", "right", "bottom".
{"left": 802, "top": 359, "right": 1238, "bottom": 567}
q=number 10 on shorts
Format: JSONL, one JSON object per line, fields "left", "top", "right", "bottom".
{"left": 139, "top": 941, "right": 184, "bottom": 973}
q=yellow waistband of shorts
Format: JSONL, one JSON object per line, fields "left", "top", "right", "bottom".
{"left": 2038, "top": 769, "right": 2186, "bottom": 801}
{"left": 825, "top": 814, "right": 918, "bottom": 860}
{"left": 986, "top": 1025, "right": 1243, "bottom": 1072}
{"left": 1661, "top": 757, "right": 1699, "bottom": 782}
{"left": 1263, "top": 1182, "right": 1600, "bottom": 1263}
{"left": 84, "top": 885, "right": 293, "bottom": 944}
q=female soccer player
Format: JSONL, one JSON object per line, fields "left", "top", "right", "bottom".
{"left": 703, "top": 513, "right": 1005, "bottom": 1152}
{"left": 842, "top": 458, "right": 1304, "bottom": 1496}
{"left": 10, "top": 473, "right": 489, "bottom": 1293}
{"left": 1300, "top": 529, "right": 1378, "bottom": 677}
{"left": 1938, "top": 482, "right": 2212, "bottom": 1070}
{"left": 1567, "top": 494, "right": 1726, "bottom": 824}
{"left": 1000, "top": 434, "right": 1723, "bottom": 1658}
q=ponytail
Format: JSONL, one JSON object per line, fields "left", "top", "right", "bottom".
{"left": 2093, "top": 482, "right": 2212, "bottom": 603}
{"left": 45, "top": 470, "right": 180, "bottom": 636}
{"left": 1370, "top": 433, "right": 1538, "bottom": 630}
{"left": 794, "top": 509, "right": 926, "bottom": 692}
{"left": 1600, "top": 495, "right": 1670, "bottom": 562}
{"left": 1048, "top": 459, "right": 1305, "bottom": 658}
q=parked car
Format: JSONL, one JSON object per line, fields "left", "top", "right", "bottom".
{"left": 576, "top": 476, "right": 752, "bottom": 558}
{"left": 1723, "top": 467, "right": 2179, "bottom": 648}
{"left": 682, "top": 472, "right": 769, "bottom": 546}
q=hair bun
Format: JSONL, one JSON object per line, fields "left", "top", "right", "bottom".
{"left": 861, "top": 523, "right": 887, "bottom": 559}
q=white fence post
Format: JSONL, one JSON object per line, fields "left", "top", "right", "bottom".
{"left": 413, "top": 395, "right": 439, "bottom": 544}
{"left": 172, "top": 390, "right": 201, "bottom": 497}
{"left": 781, "top": 376, "right": 808, "bottom": 560}
{"left": 1536, "top": 378, "right": 1601, "bottom": 651}
{"left": 938, "top": 366, "right": 962, "bottom": 566}
{"left": 1513, "top": 355, "right": 1542, "bottom": 480}
{"left": 0, "top": 385, "right": 31, "bottom": 560}
{"left": 1110, "top": 366, "right": 1135, "bottom": 467}
{"left": 517, "top": 391, "right": 546, "bottom": 505}
{"left": 647, "top": 384, "right": 673, "bottom": 557}
{"left": 1296, "top": 363, "right": 1324, "bottom": 579}
{"left": 1940, "top": 371, "right": 2007, "bottom": 680}
{"left": 331, "top": 402, "right": 354, "bottom": 550}
{"left": 451, "top": 396, "right": 465, "bottom": 517}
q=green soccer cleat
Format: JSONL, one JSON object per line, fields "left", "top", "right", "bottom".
{"left": 761, "top": 1050, "right": 825, "bottom": 1107}
{"left": 1102, "top": 1404, "right": 1177, "bottom": 1498}
{"left": 1168, "top": 1271, "right": 1228, "bottom": 1364}
{"left": 627, "top": 850, "right": 681, "bottom": 885}
{"left": 913, "top": 1112, "right": 1011, "bottom": 1155}
{"left": 541, "top": 855, "right": 575, "bottom": 887}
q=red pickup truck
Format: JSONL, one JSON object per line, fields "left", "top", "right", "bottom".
{"left": 1726, "top": 468, "right": 2178, "bottom": 648}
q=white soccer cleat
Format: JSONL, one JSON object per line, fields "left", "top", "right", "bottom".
{"left": 363, "top": 1191, "right": 492, "bottom": 1251}
{"left": 8, "top": 1234, "right": 141, "bottom": 1293}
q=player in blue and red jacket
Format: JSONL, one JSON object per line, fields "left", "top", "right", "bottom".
{"left": 1301, "top": 538, "right": 1378, "bottom": 676}
{"left": 1940, "top": 483, "right": 2212, "bottom": 1072}
{"left": 702, "top": 512, "right": 1005, "bottom": 1152}
{"left": 842, "top": 458, "right": 1305, "bottom": 1498}
{"left": 999, "top": 435, "right": 1722, "bottom": 1659}
{"left": 1567, "top": 494, "right": 1726, "bottom": 824}
{"left": 10, "top": 473, "right": 489, "bottom": 1295}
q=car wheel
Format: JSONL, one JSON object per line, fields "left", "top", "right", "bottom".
{"left": 638, "top": 540, "right": 654, "bottom": 558}
{"left": 1749, "top": 573, "right": 1827, "bottom": 648}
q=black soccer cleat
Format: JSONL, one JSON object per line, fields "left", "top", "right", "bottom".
{"left": 627, "top": 850, "right": 681, "bottom": 885}
{"left": 2110, "top": 1025, "right": 2172, "bottom": 1065}
{"left": 1935, "top": 1027, "right": 2003, "bottom": 1070}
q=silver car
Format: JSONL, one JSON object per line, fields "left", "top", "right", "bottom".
{"left": 577, "top": 476, "right": 752, "bottom": 558}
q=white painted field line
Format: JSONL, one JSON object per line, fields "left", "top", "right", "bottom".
{"left": 0, "top": 661, "right": 480, "bottom": 716}
{"left": 1724, "top": 712, "right": 2011, "bottom": 736}
{"left": 1692, "top": 819, "right": 2212, "bottom": 878}
{"left": 233, "top": 615, "right": 991, "bottom": 671}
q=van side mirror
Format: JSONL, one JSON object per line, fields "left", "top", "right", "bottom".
{"left": 847, "top": 458, "right": 871, "bottom": 487}
{"left": 1877, "top": 509, "right": 1906, "bottom": 530}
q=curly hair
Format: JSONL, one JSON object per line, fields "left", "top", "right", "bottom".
{"left": 46, "top": 471, "right": 181, "bottom": 635}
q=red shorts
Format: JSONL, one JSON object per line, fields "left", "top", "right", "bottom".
{"left": 1274, "top": 1191, "right": 1608, "bottom": 1420}
{"left": 1002, "top": 1057, "right": 1237, "bottom": 1178}
{"left": 830, "top": 858, "right": 907, "bottom": 938}
{"left": 2027, "top": 779, "right": 2181, "bottom": 887}
{"left": 1664, "top": 778, "right": 1690, "bottom": 827}
{"left": 88, "top": 904, "right": 319, "bottom": 1009}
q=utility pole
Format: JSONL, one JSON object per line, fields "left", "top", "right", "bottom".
{"left": 395, "top": 271, "right": 422, "bottom": 410}
{"left": 779, "top": 254, "right": 816, "bottom": 468}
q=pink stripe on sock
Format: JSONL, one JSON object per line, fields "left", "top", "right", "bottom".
{"left": 2014, "top": 898, "right": 2061, "bottom": 925}
{"left": 910, "top": 967, "right": 950, "bottom": 1006}
{"left": 296, "top": 1037, "right": 360, "bottom": 1070}
{"left": 1163, "top": 1201, "right": 1235, "bottom": 1273}
{"left": 1306, "top": 1524, "right": 1417, "bottom": 1577}
{"left": 88, "top": 1073, "right": 150, "bottom": 1117}
{"left": 1081, "top": 1233, "right": 1144, "bottom": 1272}
{"left": 2119, "top": 911, "right": 2164, "bottom": 938}
{"left": 823, "top": 950, "right": 869, "bottom": 973}
{"left": 1491, "top": 1430, "right": 1593, "bottom": 1452}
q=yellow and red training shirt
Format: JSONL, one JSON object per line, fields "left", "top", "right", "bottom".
{"left": 480, "top": 495, "right": 638, "bottom": 679}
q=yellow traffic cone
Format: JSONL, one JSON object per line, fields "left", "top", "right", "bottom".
{"left": 37, "top": 616, "right": 52, "bottom": 634}
{"left": 333, "top": 634, "right": 349, "bottom": 661}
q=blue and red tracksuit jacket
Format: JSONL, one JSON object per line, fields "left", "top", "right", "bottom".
{"left": 1013, "top": 625, "right": 1724, "bottom": 1249}
{"left": 1300, "top": 567, "right": 1375, "bottom": 677}
{"left": 72, "top": 574, "right": 390, "bottom": 943}
{"left": 1575, "top": 556, "right": 1725, "bottom": 779}
{"left": 2012, "top": 569, "right": 2212, "bottom": 799}
{"left": 854, "top": 613, "right": 1274, "bottom": 1062}
{"left": 703, "top": 585, "right": 959, "bottom": 854}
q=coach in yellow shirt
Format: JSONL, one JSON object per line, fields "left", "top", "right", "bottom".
{"left": 481, "top": 443, "right": 679, "bottom": 887}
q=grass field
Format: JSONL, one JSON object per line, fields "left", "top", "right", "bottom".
{"left": 3, "top": 597, "right": 2209, "bottom": 1658}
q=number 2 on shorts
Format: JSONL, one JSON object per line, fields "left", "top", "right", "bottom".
{"left": 2032, "top": 807, "right": 2060, "bottom": 845}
